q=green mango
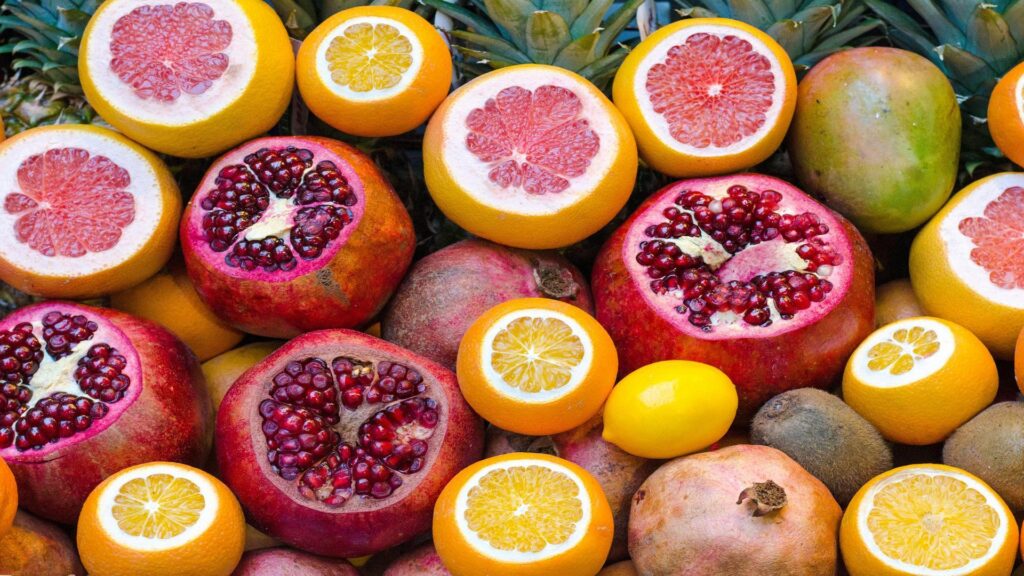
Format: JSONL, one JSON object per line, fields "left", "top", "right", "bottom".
{"left": 788, "top": 47, "right": 960, "bottom": 234}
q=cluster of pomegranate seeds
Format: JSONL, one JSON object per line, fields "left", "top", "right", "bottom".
{"left": 199, "top": 147, "right": 359, "bottom": 273}
{"left": 636, "top": 184, "right": 842, "bottom": 330}
{"left": 0, "top": 311, "right": 132, "bottom": 451}
{"left": 260, "top": 356, "right": 439, "bottom": 506}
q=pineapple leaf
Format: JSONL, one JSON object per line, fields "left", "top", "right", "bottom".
{"left": 539, "top": 0, "right": 587, "bottom": 27}
{"left": 482, "top": 0, "right": 535, "bottom": 50}
{"left": 553, "top": 30, "right": 599, "bottom": 71}
{"left": 569, "top": 0, "right": 614, "bottom": 39}
{"left": 419, "top": 0, "right": 502, "bottom": 37}
{"left": 525, "top": 10, "right": 572, "bottom": 64}
{"left": 576, "top": 48, "right": 628, "bottom": 82}
{"left": 594, "top": 0, "right": 645, "bottom": 57}
{"left": 767, "top": 5, "right": 837, "bottom": 56}
{"left": 266, "top": 0, "right": 317, "bottom": 38}
{"left": 456, "top": 46, "right": 522, "bottom": 67}
{"left": 904, "top": 0, "right": 966, "bottom": 48}
{"left": 450, "top": 30, "right": 531, "bottom": 62}
{"left": 966, "top": 5, "right": 1020, "bottom": 74}
{"left": 864, "top": 0, "right": 947, "bottom": 67}
{"left": 813, "top": 17, "right": 884, "bottom": 51}
{"left": 682, "top": 0, "right": 731, "bottom": 16}
{"left": 9, "top": 39, "right": 75, "bottom": 66}
{"left": 1005, "top": 0, "right": 1024, "bottom": 48}
{"left": 675, "top": 6, "right": 720, "bottom": 19}
{"left": 728, "top": 0, "right": 776, "bottom": 30}
{"left": 764, "top": 0, "right": 800, "bottom": 20}
{"left": 936, "top": 0, "right": 976, "bottom": 31}
{"left": 939, "top": 43, "right": 998, "bottom": 92}
{"left": 0, "top": 7, "right": 67, "bottom": 47}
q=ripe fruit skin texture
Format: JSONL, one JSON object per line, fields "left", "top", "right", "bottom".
{"left": 2, "top": 302, "right": 211, "bottom": 525}
{"left": 592, "top": 176, "right": 875, "bottom": 417}
{"left": 629, "top": 444, "right": 841, "bottom": 576}
{"left": 383, "top": 239, "right": 593, "bottom": 369}
{"left": 0, "top": 458, "right": 14, "bottom": 536}
{"left": 382, "top": 543, "right": 451, "bottom": 576}
{"left": 0, "top": 510, "right": 85, "bottom": 576}
{"left": 875, "top": 279, "right": 923, "bottom": 328}
{"left": 182, "top": 136, "right": 415, "bottom": 338}
{"left": 989, "top": 61, "right": 1024, "bottom": 168}
{"left": 232, "top": 548, "right": 359, "bottom": 575}
{"left": 216, "top": 329, "right": 484, "bottom": 558}
{"left": 943, "top": 402, "right": 1024, "bottom": 511}
{"left": 789, "top": 47, "right": 960, "bottom": 234}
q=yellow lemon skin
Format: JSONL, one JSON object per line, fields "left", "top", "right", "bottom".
{"left": 602, "top": 360, "right": 738, "bottom": 459}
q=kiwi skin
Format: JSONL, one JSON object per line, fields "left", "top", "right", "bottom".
{"left": 943, "top": 401, "right": 1024, "bottom": 511}
{"left": 751, "top": 388, "right": 893, "bottom": 505}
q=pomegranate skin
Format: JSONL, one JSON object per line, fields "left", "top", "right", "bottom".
{"left": 3, "top": 303, "right": 211, "bottom": 524}
{"left": 382, "top": 239, "right": 593, "bottom": 368}
{"left": 182, "top": 137, "right": 415, "bottom": 338}
{"left": 217, "top": 330, "right": 485, "bottom": 557}
{"left": 382, "top": 543, "right": 451, "bottom": 576}
{"left": 629, "top": 444, "right": 841, "bottom": 576}
{"left": 592, "top": 179, "right": 874, "bottom": 417}
{"left": 232, "top": 548, "right": 358, "bottom": 575}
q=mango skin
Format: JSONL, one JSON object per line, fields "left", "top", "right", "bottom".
{"left": 788, "top": 47, "right": 960, "bottom": 234}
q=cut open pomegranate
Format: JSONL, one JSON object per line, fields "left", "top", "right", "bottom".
{"left": 217, "top": 330, "right": 484, "bottom": 557}
{"left": 0, "top": 302, "right": 210, "bottom": 524}
{"left": 593, "top": 174, "right": 874, "bottom": 416}
{"left": 182, "top": 136, "right": 415, "bottom": 337}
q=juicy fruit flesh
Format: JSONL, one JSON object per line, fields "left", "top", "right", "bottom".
{"left": 958, "top": 186, "right": 1024, "bottom": 290}
{"left": 0, "top": 311, "right": 130, "bottom": 451}
{"left": 464, "top": 464, "right": 582, "bottom": 553}
{"left": 867, "top": 326, "right": 940, "bottom": 376}
{"left": 198, "top": 145, "right": 359, "bottom": 274}
{"left": 4, "top": 147, "right": 135, "bottom": 258}
{"left": 109, "top": 2, "right": 232, "bottom": 102}
{"left": 113, "top": 473, "right": 204, "bottom": 539}
{"left": 258, "top": 356, "right": 439, "bottom": 506}
{"left": 326, "top": 22, "right": 413, "bottom": 92}
{"left": 866, "top": 473, "right": 1001, "bottom": 570}
{"left": 465, "top": 85, "right": 600, "bottom": 195}
{"left": 646, "top": 32, "right": 775, "bottom": 149}
{"left": 634, "top": 183, "right": 841, "bottom": 331}
{"left": 490, "top": 316, "right": 584, "bottom": 393}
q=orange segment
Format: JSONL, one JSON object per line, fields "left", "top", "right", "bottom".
{"left": 866, "top": 326, "right": 940, "bottom": 375}
{"left": 490, "top": 316, "right": 585, "bottom": 393}
{"left": 113, "top": 474, "right": 205, "bottom": 539}
{"left": 326, "top": 22, "right": 413, "bottom": 92}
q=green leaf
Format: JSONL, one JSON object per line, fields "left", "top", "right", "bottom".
{"left": 691, "top": 0, "right": 731, "bottom": 16}
{"left": 570, "top": 0, "right": 613, "bottom": 38}
{"left": 676, "top": 6, "right": 721, "bottom": 19}
{"left": 553, "top": 31, "right": 599, "bottom": 70}
{"left": 939, "top": 43, "right": 997, "bottom": 92}
{"left": 764, "top": 0, "right": 799, "bottom": 20}
{"left": 813, "top": 17, "right": 884, "bottom": 51}
{"left": 1004, "top": 0, "right": 1024, "bottom": 47}
{"left": 936, "top": 0, "right": 975, "bottom": 31}
{"left": 456, "top": 46, "right": 520, "bottom": 68}
{"left": 540, "top": 0, "right": 586, "bottom": 27}
{"left": 451, "top": 30, "right": 531, "bottom": 62}
{"left": 483, "top": 0, "right": 536, "bottom": 51}
{"left": 966, "top": 5, "right": 1019, "bottom": 75}
{"left": 905, "top": 0, "right": 965, "bottom": 47}
{"left": 864, "top": 0, "right": 948, "bottom": 69}
{"left": 525, "top": 10, "right": 571, "bottom": 64}
{"left": 594, "top": 0, "right": 644, "bottom": 56}
{"left": 767, "top": 5, "right": 837, "bottom": 57}
{"left": 727, "top": 0, "right": 775, "bottom": 30}
{"left": 419, "top": 0, "right": 502, "bottom": 37}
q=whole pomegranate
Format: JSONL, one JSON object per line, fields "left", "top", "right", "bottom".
{"left": 181, "top": 136, "right": 415, "bottom": 338}
{"left": 232, "top": 548, "right": 358, "bottom": 575}
{"left": 382, "top": 239, "right": 592, "bottom": 368}
{"left": 593, "top": 174, "right": 874, "bottom": 415}
{"left": 382, "top": 542, "right": 451, "bottom": 576}
{"left": 629, "top": 444, "right": 841, "bottom": 575}
{"left": 0, "top": 302, "right": 210, "bottom": 524}
{"left": 217, "top": 329, "right": 484, "bottom": 557}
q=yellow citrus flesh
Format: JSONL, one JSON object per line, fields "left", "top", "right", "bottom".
{"left": 112, "top": 474, "right": 205, "bottom": 539}
{"left": 841, "top": 464, "right": 1018, "bottom": 576}
{"left": 843, "top": 317, "right": 998, "bottom": 445}
{"left": 433, "top": 453, "right": 614, "bottom": 576}
{"left": 457, "top": 298, "right": 617, "bottom": 436}
{"left": 326, "top": 22, "right": 413, "bottom": 92}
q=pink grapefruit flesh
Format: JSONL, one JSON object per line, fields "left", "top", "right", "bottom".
{"left": 958, "top": 186, "right": 1024, "bottom": 290}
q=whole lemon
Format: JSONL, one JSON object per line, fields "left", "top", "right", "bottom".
{"left": 602, "top": 360, "right": 738, "bottom": 459}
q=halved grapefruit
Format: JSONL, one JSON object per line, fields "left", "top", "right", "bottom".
{"left": 423, "top": 64, "right": 637, "bottom": 250}
{"left": 612, "top": 18, "right": 796, "bottom": 178}
{"left": 79, "top": 0, "right": 294, "bottom": 159}
{"left": 0, "top": 125, "right": 180, "bottom": 299}
{"left": 296, "top": 6, "right": 452, "bottom": 137}
{"left": 910, "top": 172, "right": 1024, "bottom": 359}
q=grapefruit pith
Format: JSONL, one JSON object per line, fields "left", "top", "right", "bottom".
{"left": 424, "top": 64, "right": 637, "bottom": 250}
{"left": 79, "top": 0, "right": 294, "bottom": 158}
{"left": 612, "top": 18, "right": 796, "bottom": 178}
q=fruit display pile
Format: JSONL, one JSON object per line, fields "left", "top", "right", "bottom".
{"left": 4, "top": 0, "right": 1024, "bottom": 574}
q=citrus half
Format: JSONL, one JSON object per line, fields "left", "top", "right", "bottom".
{"left": 79, "top": 0, "right": 294, "bottom": 158}
{"left": 612, "top": 18, "right": 796, "bottom": 178}
{"left": 297, "top": 6, "right": 452, "bottom": 137}
{"left": 989, "top": 60, "right": 1024, "bottom": 168}
{"left": 424, "top": 64, "right": 637, "bottom": 249}
{"left": 433, "top": 452, "right": 613, "bottom": 576}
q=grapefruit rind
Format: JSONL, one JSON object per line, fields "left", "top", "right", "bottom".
{"left": 453, "top": 458, "right": 591, "bottom": 563}
{"left": 856, "top": 467, "right": 1010, "bottom": 576}
{"left": 850, "top": 318, "right": 954, "bottom": 389}
{"left": 314, "top": 16, "right": 424, "bottom": 102}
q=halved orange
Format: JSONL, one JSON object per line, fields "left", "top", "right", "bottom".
{"left": 841, "top": 464, "right": 1018, "bottom": 576}
{"left": 457, "top": 298, "right": 617, "bottom": 435}
{"left": 989, "top": 60, "right": 1024, "bottom": 168}
{"left": 424, "top": 64, "right": 637, "bottom": 249}
{"left": 910, "top": 172, "right": 1024, "bottom": 358}
{"left": 433, "top": 452, "right": 613, "bottom": 576}
{"left": 612, "top": 18, "right": 797, "bottom": 178}
{"left": 0, "top": 124, "right": 180, "bottom": 299}
{"left": 843, "top": 317, "right": 997, "bottom": 445}
{"left": 79, "top": 0, "right": 294, "bottom": 158}
{"left": 297, "top": 6, "right": 452, "bottom": 137}
{"left": 77, "top": 461, "right": 245, "bottom": 576}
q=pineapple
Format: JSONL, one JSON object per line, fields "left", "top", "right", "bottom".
{"left": 269, "top": 0, "right": 425, "bottom": 38}
{"left": 865, "top": 0, "right": 1022, "bottom": 178}
{"left": 674, "top": 0, "right": 885, "bottom": 72}
{"left": 419, "top": 0, "right": 646, "bottom": 88}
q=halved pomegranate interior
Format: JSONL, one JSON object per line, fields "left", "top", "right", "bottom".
{"left": 624, "top": 175, "right": 854, "bottom": 336}
{"left": 0, "top": 305, "right": 141, "bottom": 454}
{"left": 185, "top": 139, "right": 365, "bottom": 280}
{"left": 258, "top": 354, "right": 441, "bottom": 505}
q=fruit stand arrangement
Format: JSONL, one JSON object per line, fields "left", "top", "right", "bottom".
{"left": 2, "top": 0, "right": 1024, "bottom": 575}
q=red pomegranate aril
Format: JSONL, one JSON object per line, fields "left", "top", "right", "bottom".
{"left": 40, "top": 313, "right": 97, "bottom": 360}
{"left": 244, "top": 147, "right": 314, "bottom": 195}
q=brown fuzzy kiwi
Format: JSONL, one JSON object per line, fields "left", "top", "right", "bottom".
{"left": 943, "top": 401, "right": 1024, "bottom": 511}
{"left": 751, "top": 388, "right": 893, "bottom": 504}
